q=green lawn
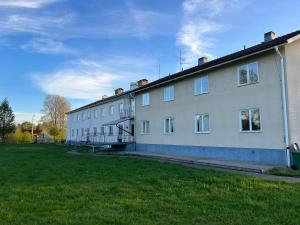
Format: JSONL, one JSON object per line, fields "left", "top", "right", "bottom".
{"left": 0, "top": 144, "right": 300, "bottom": 225}
{"left": 265, "top": 167, "right": 300, "bottom": 177}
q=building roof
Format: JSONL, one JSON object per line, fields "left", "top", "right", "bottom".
{"left": 67, "top": 30, "right": 300, "bottom": 115}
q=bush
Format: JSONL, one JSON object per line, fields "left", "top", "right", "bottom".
{"left": 8, "top": 129, "right": 23, "bottom": 144}
{"left": 22, "top": 131, "right": 33, "bottom": 143}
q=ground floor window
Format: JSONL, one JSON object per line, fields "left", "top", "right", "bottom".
{"left": 164, "top": 117, "right": 174, "bottom": 134}
{"left": 81, "top": 128, "right": 84, "bottom": 136}
{"left": 100, "top": 126, "right": 105, "bottom": 135}
{"left": 240, "top": 108, "right": 261, "bottom": 132}
{"left": 76, "top": 129, "right": 79, "bottom": 136}
{"left": 195, "top": 114, "right": 209, "bottom": 133}
{"left": 71, "top": 129, "right": 74, "bottom": 137}
{"left": 141, "top": 120, "right": 150, "bottom": 134}
{"left": 93, "top": 127, "right": 97, "bottom": 136}
{"left": 108, "top": 126, "right": 114, "bottom": 136}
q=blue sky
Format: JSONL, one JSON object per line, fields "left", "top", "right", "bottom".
{"left": 1, "top": 0, "right": 300, "bottom": 123}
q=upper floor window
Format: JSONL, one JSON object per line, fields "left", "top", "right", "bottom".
{"left": 141, "top": 120, "right": 150, "bottom": 134}
{"left": 142, "top": 93, "right": 150, "bottom": 106}
{"left": 164, "top": 86, "right": 175, "bottom": 101}
{"left": 109, "top": 105, "right": 114, "bottom": 115}
{"left": 77, "top": 114, "right": 80, "bottom": 121}
{"left": 240, "top": 108, "right": 261, "bottom": 132}
{"left": 87, "top": 111, "right": 91, "bottom": 119}
{"left": 194, "top": 76, "right": 209, "bottom": 95}
{"left": 237, "top": 62, "right": 259, "bottom": 86}
{"left": 164, "top": 117, "right": 174, "bottom": 134}
{"left": 94, "top": 109, "right": 98, "bottom": 119}
{"left": 100, "top": 108, "right": 105, "bottom": 117}
{"left": 119, "top": 103, "right": 124, "bottom": 114}
{"left": 195, "top": 114, "right": 210, "bottom": 133}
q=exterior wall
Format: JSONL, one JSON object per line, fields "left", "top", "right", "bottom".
{"left": 135, "top": 51, "right": 286, "bottom": 163}
{"left": 285, "top": 39, "right": 300, "bottom": 145}
{"left": 67, "top": 96, "right": 134, "bottom": 144}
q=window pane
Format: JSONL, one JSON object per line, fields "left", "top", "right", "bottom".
{"left": 165, "top": 119, "right": 169, "bottom": 133}
{"left": 251, "top": 109, "right": 261, "bottom": 131}
{"left": 239, "top": 65, "right": 248, "bottom": 85}
{"left": 194, "top": 78, "right": 201, "bottom": 95}
{"left": 249, "top": 63, "right": 258, "bottom": 83}
{"left": 170, "top": 118, "right": 174, "bottom": 133}
{"left": 241, "top": 110, "right": 250, "bottom": 131}
{"left": 202, "top": 76, "right": 208, "bottom": 93}
{"left": 203, "top": 115, "right": 209, "bottom": 132}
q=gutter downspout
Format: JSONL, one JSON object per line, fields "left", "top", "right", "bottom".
{"left": 275, "top": 46, "right": 291, "bottom": 167}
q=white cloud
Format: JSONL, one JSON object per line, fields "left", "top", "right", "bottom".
{"left": 14, "top": 112, "right": 43, "bottom": 124}
{"left": 0, "top": 0, "right": 64, "bottom": 8}
{"left": 21, "top": 38, "right": 75, "bottom": 54}
{"left": 178, "top": 0, "right": 244, "bottom": 65}
{"left": 32, "top": 60, "right": 124, "bottom": 100}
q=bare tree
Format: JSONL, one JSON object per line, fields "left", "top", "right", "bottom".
{"left": 41, "top": 95, "right": 71, "bottom": 129}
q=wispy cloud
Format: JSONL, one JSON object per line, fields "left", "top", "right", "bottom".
{"left": 14, "top": 111, "right": 43, "bottom": 124}
{"left": 0, "top": 0, "right": 64, "bottom": 8}
{"left": 177, "top": 0, "right": 245, "bottom": 64}
{"left": 21, "top": 38, "right": 75, "bottom": 54}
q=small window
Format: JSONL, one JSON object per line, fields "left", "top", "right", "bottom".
{"left": 71, "top": 129, "right": 74, "bottom": 137}
{"left": 195, "top": 114, "right": 210, "bottom": 133}
{"left": 164, "top": 86, "right": 175, "bottom": 101}
{"left": 141, "top": 120, "right": 150, "bottom": 134}
{"left": 87, "top": 111, "right": 91, "bottom": 119}
{"left": 109, "top": 106, "right": 114, "bottom": 115}
{"left": 240, "top": 108, "right": 261, "bottom": 132}
{"left": 108, "top": 126, "right": 114, "bottom": 136}
{"left": 76, "top": 129, "right": 79, "bottom": 136}
{"left": 94, "top": 109, "right": 98, "bottom": 119}
{"left": 237, "top": 62, "right": 259, "bottom": 86}
{"left": 93, "top": 127, "right": 97, "bottom": 136}
{"left": 164, "top": 117, "right": 174, "bottom": 134}
{"left": 142, "top": 93, "right": 150, "bottom": 106}
{"left": 77, "top": 114, "right": 80, "bottom": 121}
{"left": 100, "top": 108, "right": 105, "bottom": 117}
{"left": 100, "top": 126, "right": 105, "bottom": 135}
{"left": 81, "top": 128, "right": 84, "bottom": 136}
{"left": 119, "top": 103, "right": 124, "bottom": 114}
{"left": 194, "top": 76, "right": 209, "bottom": 95}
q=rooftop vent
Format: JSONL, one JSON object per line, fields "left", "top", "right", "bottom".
{"left": 137, "top": 79, "right": 148, "bottom": 87}
{"left": 198, "top": 57, "right": 208, "bottom": 66}
{"left": 114, "top": 88, "right": 124, "bottom": 95}
{"left": 102, "top": 95, "right": 108, "bottom": 99}
{"left": 130, "top": 82, "right": 138, "bottom": 90}
{"left": 264, "top": 31, "right": 276, "bottom": 42}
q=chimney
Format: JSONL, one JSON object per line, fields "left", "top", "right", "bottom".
{"left": 102, "top": 95, "right": 108, "bottom": 99}
{"left": 264, "top": 31, "right": 276, "bottom": 42}
{"left": 114, "top": 88, "right": 124, "bottom": 95}
{"left": 198, "top": 57, "right": 208, "bottom": 66}
{"left": 137, "top": 79, "right": 148, "bottom": 87}
{"left": 130, "top": 82, "right": 138, "bottom": 90}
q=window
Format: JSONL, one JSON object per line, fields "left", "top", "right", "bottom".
{"left": 72, "top": 129, "right": 74, "bottom": 137}
{"left": 76, "top": 129, "right": 79, "bottom": 136}
{"left": 237, "top": 62, "right": 259, "bottom": 86}
{"left": 164, "top": 117, "right": 174, "bottom": 134}
{"left": 81, "top": 128, "right": 84, "bottom": 136}
{"left": 195, "top": 114, "right": 210, "bottom": 133}
{"left": 93, "top": 127, "right": 97, "bottom": 136}
{"left": 194, "top": 76, "right": 209, "bottom": 95}
{"left": 94, "top": 109, "right": 98, "bottom": 119}
{"left": 100, "top": 108, "right": 105, "bottom": 117}
{"left": 119, "top": 103, "right": 124, "bottom": 114}
{"left": 77, "top": 114, "right": 80, "bottom": 121}
{"left": 141, "top": 120, "right": 150, "bottom": 134}
{"left": 100, "top": 126, "right": 105, "bottom": 135}
{"left": 164, "top": 86, "right": 175, "bottom": 101}
{"left": 81, "top": 112, "right": 85, "bottom": 121}
{"left": 87, "top": 111, "right": 91, "bottom": 119}
{"left": 142, "top": 93, "right": 150, "bottom": 106}
{"left": 240, "top": 108, "right": 261, "bottom": 132}
{"left": 109, "top": 106, "right": 114, "bottom": 115}
{"left": 108, "top": 126, "right": 114, "bottom": 136}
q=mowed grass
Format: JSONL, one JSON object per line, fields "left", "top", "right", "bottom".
{"left": 0, "top": 145, "right": 300, "bottom": 225}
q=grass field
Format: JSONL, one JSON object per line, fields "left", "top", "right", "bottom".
{"left": 0, "top": 144, "right": 300, "bottom": 225}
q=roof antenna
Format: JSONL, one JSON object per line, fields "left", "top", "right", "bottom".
{"left": 244, "top": 45, "right": 246, "bottom": 50}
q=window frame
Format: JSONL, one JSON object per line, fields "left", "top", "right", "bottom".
{"left": 194, "top": 76, "right": 209, "bottom": 96}
{"left": 164, "top": 117, "right": 174, "bottom": 134}
{"left": 142, "top": 93, "right": 150, "bottom": 106}
{"left": 119, "top": 103, "right": 124, "bottom": 114}
{"left": 93, "top": 127, "right": 97, "bottom": 136}
{"left": 141, "top": 120, "right": 150, "bottom": 134}
{"left": 195, "top": 114, "right": 210, "bottom": 134}
{"left": 163, "top": 85, "right": 175, "bottom": 102}
{"left": 109, "top": 105, "right": 114, "bottom": 115}
{"left": 108, "top": 126, "right": 114, "bottom": 136}
{"left": 237, "top": 62, "right": 259, "bottom": 86}
{"left": 239, "top": 108, "right": 261, "bottom": 133}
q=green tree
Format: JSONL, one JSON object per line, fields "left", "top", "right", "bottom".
{"left": 22, "top": 131, "right": 33, "bottom": 143}
{"left": 0, "top": 98, "right": 16, "bottom": 143}
{"left": 8, "top": 129, "right": 23, "bottom": 144}
{"left": 49, "top": 127, "right": 59, "bottom": 142}
{"left": 21, "top": 121, "right": 35, "bottom": 133}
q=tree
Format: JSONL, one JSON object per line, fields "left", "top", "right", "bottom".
{"left": 41, "top": 95, "right": 70, "bottom": 129}
{"left": 0, "top": 98, "right": 15, "bottom": 143}
{"left": 22, "top": 131, "right": 33, "bottom": 143}
{"left": 21, "top": 121, "right": 35, "bottom": 132}
{"left": 8, "top": 129, "right": 23, "bottom": 144}
{"left": 49, "top": 127, "right": 59, "bottom": 142}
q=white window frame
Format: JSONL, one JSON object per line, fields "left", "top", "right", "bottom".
{"left": 194, "top": 76, "right": 209, "bottom": 95}
{"left": 77, "top": 114, "right": 80, "bottom": 121}
{"left": 195, "top": 114, "right": 210, "bottom": 134}
{"left": 164, "top": 117, "right": 174, "bottom": 134}
{"left": 164, "top": 86, "right": 175, "bottom": 101}
{"left": 142, "top": 93, "right": 150, "bottom": 106}
{"left": 108, "top": 126, "right": 114, "bottom": 136}
{"left": 239, "top": 108, "right": 261, "bottom": 133}
{"left": 141, "top": 120, "right": 150, "bottom": 134}
{"left": 72, "top": 129, "right": 74, "bottom": 137}
{"left": 93, "top": 127, "right": 97, "bottom": 136}
{"left": 100, "top": 126, "right": 105, "bottom": 135}
{"left": 119, "top": 103, "right": 124, "bottom": 114}
{"left": 100, "top": 108, "right": 105, "bottom": 117}
{"left": 109, "top": 105, "right": 114, "bottom": 115}
{"left": 237, "top": 62, "right": 259, "bottom": 86}
{"left": 94, "top": 109, "right": 98, "bottom": 119}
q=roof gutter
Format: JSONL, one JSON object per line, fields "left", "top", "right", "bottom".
{"left": 134, "top": 43, "right": 287, "bottom": 94}
{"left": 275, "top": 46, "right": 291, "bottom": 167}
